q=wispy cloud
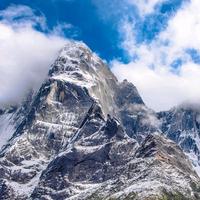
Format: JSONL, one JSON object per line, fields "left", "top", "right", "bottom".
{"left": 52, "top": 22, "right": 80, "bottom": 38}
{"left": 0, "top": 5, "right": 47, "bottom": 30}
{"left": 127, "top": 0, "right": 166, "bottom": 16}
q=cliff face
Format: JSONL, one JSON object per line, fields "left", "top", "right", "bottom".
{"left": 158, "top": 104, "right": 200, "bottom": 175}
{"left": 0, "top": 41, "right": 199, "bottom": 200}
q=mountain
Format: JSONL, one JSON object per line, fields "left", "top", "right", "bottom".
{"left": 158, "top": 104, "right": 200, "bottom": 175}
{"left": 0, "top": 41, "right": 200, "bottom": 199}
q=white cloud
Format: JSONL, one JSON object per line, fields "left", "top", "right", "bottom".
{"left": 0, "top": 5, "right": 34, "bottom": 19}
{"left": 0, "top": 5, "right": 47, "bottom": 30}
{"left": 160, "top": 0, "right": 200, "bottom": 50}
{"left": 52, "top": 22, "right": 79, "bottom": 38}
{"left": 0, "top": 5, "right": 68, "bottom": 108}
{"left": 52, "top": 23, "right": 73, "bottom": 36}
{"left": 112, "top": 61, "right": 200, "bottom": 111}
{"left": 112, "top": 0, "right": 200, "bottom": 111}
{"left": 127, "top": 0, "right": 166, "bottom": 16}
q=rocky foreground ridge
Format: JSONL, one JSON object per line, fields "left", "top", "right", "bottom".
{"left": 0, "top": 41, "right": 200, "bottom": 199}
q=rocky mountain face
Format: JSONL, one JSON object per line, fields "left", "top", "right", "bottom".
{"left": 0, "top": 41, "right": 200, "bottom": 199}
{"left": 158, "top": 104, "right": 200, "bottom": 175}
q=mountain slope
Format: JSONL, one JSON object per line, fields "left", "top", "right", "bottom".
{"left": 31, "top": 122, "right": 200, "bottom": 200}
{"left": 0, "top": 41, "right": 199, "bottom": 199}
{"left": 158, "top": 104, "right": 200, "bottom": 175}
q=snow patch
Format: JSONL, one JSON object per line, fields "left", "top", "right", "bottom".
{"left": 0, "top": 113, "right": 16, "bottom": 150}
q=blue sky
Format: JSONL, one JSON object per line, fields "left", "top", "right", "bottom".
{"left": 1, "top": 0, "right": 200, "bottom": 111}
{"left": 1, "top": 0, "right": 126, "bottom": 61}
{"left": 0, "top": 0, "right": 186, "bottom": 62}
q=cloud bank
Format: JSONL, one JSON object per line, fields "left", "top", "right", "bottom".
{"left": 111, "top": 0, "right": 200, "bottom": 111}
{"left": 0, "top": 5, "right": 68, "bottom": 108}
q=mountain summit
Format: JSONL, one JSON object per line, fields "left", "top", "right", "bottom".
{"left": 0, "top": 41, "right": 200, "bottom": 199}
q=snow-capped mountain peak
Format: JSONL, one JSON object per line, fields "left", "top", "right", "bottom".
{"left": 0, "top": 41, "right": 200, "bottom": 199}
